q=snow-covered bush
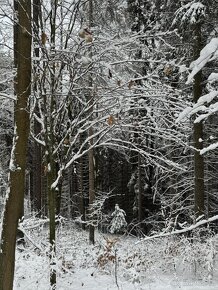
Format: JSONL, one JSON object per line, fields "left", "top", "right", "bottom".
{"left": 154, "top": 229, "right": 217, "bottom": 281}
{"left": 179, "top": 230, "right": 216, "bottom": 280}
{"left": 110, "top": 204, "right": 127, "bottom": 234}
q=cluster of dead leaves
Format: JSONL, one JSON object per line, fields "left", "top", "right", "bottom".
{"left": 97, "top": 238, "right": 118, "bottom": 268}
{"left": 78, "top": 28, "right": 93, "bottom": 43}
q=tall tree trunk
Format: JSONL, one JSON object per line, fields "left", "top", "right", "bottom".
{"left": 88, "top": 0, "right": 95, "bottom": 245}
{"left": 32, "top": 0, "right": 42, "bottom": 215}
{"left": 0, "top": 1, "right": 31, "bottom": 289}
{"left": 193, "top": 23, "right": 204, "bottom": 219}
{"left": 46, "top": 1, "right": 58, "bottom": 287}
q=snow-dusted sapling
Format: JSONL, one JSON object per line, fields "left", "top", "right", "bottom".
{"left": 110, "top": 204, "right": 127, "bottom": 234}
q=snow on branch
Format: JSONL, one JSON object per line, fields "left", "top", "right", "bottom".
{"left": 172, "top": 2, "right": 206, "bottom": 27}
{"left": 176, "top": 91, "right": 218, "bottom": 123}
{"left": 18, "top": 225, "right": 44, "bottom": 252}
{"left": 208, "top": 72, "right": 218, "bottom": 83}
{"left": 186, "top": 38, "right": 218, "bottom": 84}
{"left": 0, "top": 93, "right": 16, "bottom": 101}
{"left": 176, "top": 90, "right": 218, "bottom": 155}
{"left": 175, "top": 106, "right": 193, "bottom": 123}
{"left": 137, "top": 215, "right": 218, "bottom": 244}
{"left": 200, "top": 142, "right": 218, "bottom": 155}
{"left": 196, "top": 90, "right": 218, "bottom": 105}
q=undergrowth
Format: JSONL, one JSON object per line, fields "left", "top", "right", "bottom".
{"left": 14, "top": 217, "right": 218, "bottom": 289}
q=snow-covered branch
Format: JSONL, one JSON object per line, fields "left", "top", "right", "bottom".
{"left": 137, "top": 215, "right": 218, "bottom": 244}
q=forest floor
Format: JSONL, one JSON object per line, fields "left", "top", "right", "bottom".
{"left": 13, "top": 217, "right": 218, "bottom": 290}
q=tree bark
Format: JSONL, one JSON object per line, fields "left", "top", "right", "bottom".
{"left": 0, "top": 1, "right": 31, "bottom": 289}
{"left": 88, "top": 0, "right": 95, "bottom": 245}
{"left": 193, "top": 23, "right": 204, "bottom": 219}
{"left": 32, "top": 0, "right": 42, "bottom": 215}
{"left": 47, "top": 1, "right": 58, "bottom": 287}
{"left": 47, "top": 160, "right": 56, "bottom": 288}
{"left": 138, "top": 154, "right": 143, "bottom": 223}
{"left": 89, "top": 141, "right": 95, "bottom": 244}
{"left": 78, "top": 151, "right": 86, "bottom": 230}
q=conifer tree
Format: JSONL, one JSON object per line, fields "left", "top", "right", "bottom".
{"left": 110, "top": 204, "right": 127, "bottom": 234}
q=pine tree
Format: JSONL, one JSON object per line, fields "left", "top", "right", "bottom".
{"left": 110, "top": 204, "right": 127, "bottom": 234}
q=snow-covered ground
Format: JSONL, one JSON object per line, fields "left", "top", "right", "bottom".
{"left": 14, "top": 218, "right": 218, "bottom": 289}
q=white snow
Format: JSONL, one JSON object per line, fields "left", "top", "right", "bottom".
{"left": 197, "top": 91, "right": 218, "bottom": 105}
{"left": 187, "top": 38, "right": 218, "bottom": 84}
{"left": 176, "top": 106, "right": 192, "bottom": 123}
{"left": 176, "top": 91, "right": 218, "bottom": 123}
{"left": 208, "top": 73, "right": 218, "bottom": 83}
{"left": 13, "top": 217, "right": 218, "bottom": 290}
{"left": 200, "top": 142, "right": 218, "bottom": 155}
{"left": 173, "top": 2, "right": 206, "bottom": 27}
{"left": 9, "top": 125, "right": 18, "bottom": 171}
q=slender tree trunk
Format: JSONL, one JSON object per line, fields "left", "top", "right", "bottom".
{"left": 47, "top": 159, "right": 56, "bottom": 288}
{"left": 55, "top": 163, "right": 62, "bottom": 216}
{"left": 89, "top": 141, "right": 95, "bottom": 244}
{"left": 0, "top": 1, "right": 31, "bottom": 289}
{"left": 79, "top": 153, "right": 86, "bottom": 230}
{"left": 47, "top": 1, "right": 58, "bottom": 287}
{"left": 32, "top": 0, "right": 42, "bottom": 215}
{"left": 193, "top": 23, "right": 204, "bottom": 219}
{"left": 88, "top": 0, "right": 95, "bottom": 244}
{"left": 138, "top": 154, "right": 142, "bottom": 224}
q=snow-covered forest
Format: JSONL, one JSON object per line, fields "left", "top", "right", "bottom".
{"left": 0, "top": 0, "right": 218, "bottom": 289}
